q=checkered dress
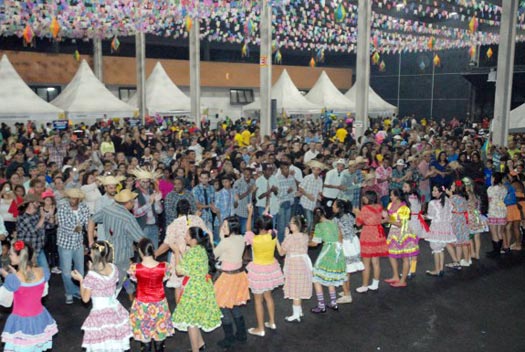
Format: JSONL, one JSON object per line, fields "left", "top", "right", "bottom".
{"left": 282, "top": 233, "right": 312, "bottom": 300}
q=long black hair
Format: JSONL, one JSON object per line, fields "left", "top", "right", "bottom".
{"left": 254, "top": 214, "right": 275, "bottom": 239}
{"left": 333, "top": 199, "right": 354, "bottom": 219}
{"left": 363, "top": 190, "right": 378, "bottom": 205}
{"left": 403, "top": 182, "right": 420, "bottom": 208}
{"left": 433, "top": 185, "right": 447, "bottom": 207}
{"left": 188, "top": 227, "right": 216, "bottom": 275}
{"left": 223, "top": 215, "right": 241, "bottom": 236}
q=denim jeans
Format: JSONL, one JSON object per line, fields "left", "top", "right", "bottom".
{"left": 238, "top": 216, "right": 248, "bottom": 235}
{"left": 36, "top": 250, "right": 49, "bottom": 272}
{"left": 58, "top": 246, "right": 84, "bottom": 298}
{"left": 276, "top": 201, "right": 292, "bottom": 243}
{"left": 143, "top": 224, "right": 159, "bottom": 250}
{"left": 304, "top": 209, "right": 314, "bottom": 235}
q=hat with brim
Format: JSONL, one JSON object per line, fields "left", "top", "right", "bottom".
{"left": 130, "top": 166, "right": 162, "bottom": 180}
{"left": 307, "top": 160, "right": 328, "bottom": 170}
{"left": 348, "top": 160, "right": 357, "bottom": 167}
{"left": 333, "top": 158, "right": 346, "bottom": 168}
{"left": 114, "top": 189, "right": 138, "bottom": 203}
{"left": 407, "top": 156, "right": 418, "bottom": 163}
{"left": 393, "top": 135, "right": 403, "bottom": 140}
{"left": 19, "top": 193, "right": 44, "bottom": 207}
{"left": 97, "top": 175, "right": 126, "bottom": 186}
{"left": 355, "top": 156, "right": 366, "bottom": 164}
{"left": 41, "top": 190, "right": 55, "bottom": 199}
{"left": 396, "top": 159, "right": 406, "bottom": 167}
{"left": 64, "top": 188, "right": 85, "bottom": 200}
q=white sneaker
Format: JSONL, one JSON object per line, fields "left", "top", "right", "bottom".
{"left": 355, "top": 286, "right": 369, "bottom": 294}
{"left": 336, "top": 295, "right": 353, "bottom": 304}
{"left": 368, "top": 279, "right": 379, "bottom": 291}
{"left": 284, "top": 315, "right": 301, "bottom": 323}
{"left": 51, "top": 267, "right": 62, "bottom": 274}
{"left": 459, "top": 259, "right": 471, "bottom": 267}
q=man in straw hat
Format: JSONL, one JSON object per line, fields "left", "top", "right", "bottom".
{"left": 91, "top": 189, "right": 144, "bottom": 296}
{"left": 16, "top": 194, "right": 48, "bottom": 270}
{"left": 87, "top": 174, "right": 125, "bottom": 243}
{"left": 56, "top": 188, "right": 90, "bottom": 304}
{"left": 299, "top": 160, "right": 326, "bottom": 234}
{"left": 130, "top": 167, "right": 163, "bottom": 250}
{"left": 322, "top": 158, "right": 346, "bottom": 218}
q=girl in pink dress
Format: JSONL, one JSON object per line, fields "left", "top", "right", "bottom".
{"left": 0, "top": 241, "right": 58, "bottom": 352}
{"left": 277, "top": 215, "right": 312, "bottom": 322}
{"left": 71, "top": 241, "right": 132, "bottom": 352}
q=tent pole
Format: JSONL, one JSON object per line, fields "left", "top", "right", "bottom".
{"left": 355, "top": 0, "right": 372, "bottom": 139}
{"left": 190, "top": 14, "right": 201, "bottom": 126}
{"left": 93, "top": 38, "right": 103, "bottom": 82}
{"left": 430, "top": 58, "right": 435, "bottom": 119}
{"left": 260, "top": 0, "right": 272, "bottom": 138}
{"left": 135, "top": 32, "right": 146, "bottom": 124}
{"left": 397, "top": 52, "right": 401, "bottom": 111}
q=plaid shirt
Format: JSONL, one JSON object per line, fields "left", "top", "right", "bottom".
{"left": 340, "top": 169, "right": 363, "bottom": 207}
{"left": 233, "top": 177, "right": 255, "bottom": 218}
{"left": 192, "top": 184, "right": 216, "bottom": 224}
{"left": 300, "top": 174, "right": 323, "bottom": 211}
{"left": 164, "top": 190, "right": 197, "bottom": 226}
{"left": 45, "top": 141, "right": 69, "bottom": 168}
{"left": 57, "top": 202, "right": 90, "bottom": 250}
{"left": 276, "top": 173, "right": 297, "bottom": 204}
{"left": 216, "top": 188, "right": 235, "bottom": 223}
{"left": 17, "top": 212, "right": 45, "bottom": 253}
{"left": 390, "top": 168, "right": 406, "bottom": 191}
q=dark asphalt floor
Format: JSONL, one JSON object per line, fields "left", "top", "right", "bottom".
{"left": 1, "top": 239, "right": 525, "bottom": 352}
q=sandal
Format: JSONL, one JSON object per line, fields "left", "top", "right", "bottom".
{"left": 390, "top": 281, "right": 407, "bottom": 288}
{"left": 384, "top": 278, "right": 399, "bottom": 284}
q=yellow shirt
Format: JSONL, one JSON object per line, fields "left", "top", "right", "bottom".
{"left": 335, "top": 128, "right": 348, "bottom": 143}
{"left": 252, "top": 233, "right": 277, "bottom": 265}
{"left": 234, "top": 133, "right": 243, "bottom": 147}
{"left": 241, "top": 130, "right": 252, "bottom": 146}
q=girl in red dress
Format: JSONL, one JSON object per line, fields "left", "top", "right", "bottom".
{"left": 129, "top": 238, "right": 174, "bottom": 351}
{"left": 354, "top": 191, "right": 388, "bottom": 293}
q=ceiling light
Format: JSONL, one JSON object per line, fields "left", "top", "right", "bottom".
{"left": 47, "top": 87, "right": 56, "bottom": 91}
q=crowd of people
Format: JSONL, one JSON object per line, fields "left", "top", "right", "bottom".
{"left": 0, "top": 114, "right": 524, "bottom": 352}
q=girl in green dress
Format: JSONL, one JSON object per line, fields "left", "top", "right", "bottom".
{"left": 171, "top": 227, "right": 222, "bottom": 352}
{"left": 309, "top": 207, "right": 347, "bottom": 313}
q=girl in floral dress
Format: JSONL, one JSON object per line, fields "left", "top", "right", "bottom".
{"left": 332, "top": 199, "right": 363, "bottom": 304}
{"left": 244, "top": 204, "right": 284, "bottom": 337}
{"left": 403, "top": 182, "right": 429, "bottom": 279}
{"left": 385, "top": 189, "right": 419, "bottom": 288}
{"left": 486, "top": 173, "right": 508, "bottom": 257}
{"left": 129, "top": 238, "right": 174, "bottom": 352}
{"left": 0, "top": 241, "right": 58, "bottom": 352}
{"left": 425, "top": 186, "right": 456, "bottom": 276}
{"left": 446, "top": 181, "right": 471, "bottom": 268}
{"left": 71, "top": 241, "right": 132, "bottom": 352}
{"left": 355, "top": 191, "right": 388, "bottom": 293}
{"left": 309, "top": 207, "right": 347, "bottom": 313}
{"left": 463, "top": 178, "right": 489, "bottom": 260}
{"left": 171, "top": 227, "right": 221, "bottom": 352}
{"left": 277, "top": 215, "right": 312, "bottom": 322}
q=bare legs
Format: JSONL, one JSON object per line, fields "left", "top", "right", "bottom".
{"left": 188, "top": 326, "right": 205, "bottom": 352}
{"left": 249, "top": 291, "right": 275, "bottom": 334}
{"left": 470, "top": 234, "right": 481, "bottom": 259}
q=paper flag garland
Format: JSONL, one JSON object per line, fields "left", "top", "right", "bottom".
{"left": 419, "top": 61, "right": 426, "bottom": 71}
{"left": 469, "top": 45, "right": 477, "bottom": 60}
{"left": 185, "top": 16, "right": 193, "bottom": 32}
{"left": 433, "top": 54, "right": 440, "bottom": 67}
{"left": 309, "top": 57, "right": 316, "bottom": 68}
{"left": 486, "top": 47, "right": 493, "bottom": 59}
{"left": 111, "top": 36, "right": 120, "bottom": 52}
{"left": 274, "top": 50, "right": 282, "bottom": 64}
{"left": 242, "top": 42, "right": 250, "bottom": 57}
{"left": 23, "top": 24, "right": 34, "bottom": 46}
{"left": 379, "top": 60, "right": 386, "bottom": 72}
{"left": 74, "top": 50, "right": 80, "bottom": 62}
{"left": 50, "top": 17, "right": 60, "bottom": 39}
{"left": 372, "top": 51, "right": 380, "bottom": 65}
{"left": 469, "top": 16, "right": 479, "bottom": 33}
{"left": 335, "top": 3, "right": 347, "bottom": 23}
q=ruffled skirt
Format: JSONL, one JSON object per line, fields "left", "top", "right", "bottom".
{"left": 214, "top": 272, "right": 250, "bottom": 308}
{"left": 1, "top": 309, "right": 58, "bottom": 352}
{"left": 129, "top": 299, "right": 175, "bottom": 342}
{"left": 246, "top": 261, "right": 284, "bottom": 294}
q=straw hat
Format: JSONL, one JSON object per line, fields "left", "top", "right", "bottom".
{"left": 19, "top": 194, "right": 44, "bottom": 207}
{"left": 130, "top": 166, "right": 162, "bottom": 180}
{"left": 307, "top": 160, "right": 328, "bottom": 170}
{"left": 114, "top": 189, "right": 138, "bottom": 203}
{"left": 64, "top": 188, "right": 85, "bottom": 200}
{"left": 97, "top": 175, "right": 126, "bottom": 186}
{"left": 348, "top": 160, "right": 357, "bottom": 167}
{"left": 407, "top": 155, "right": 418, "bottom": 163}
{"left": 355, "top": 156, "right": 366, "bottom": 164}
{"left": 364, "top": 172, "right": 376, "bottom": 182}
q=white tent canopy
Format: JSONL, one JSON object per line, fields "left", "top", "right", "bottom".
{"left": 51, "top": 60, "right": 137, "bottom": 120}
{"left": 509, "top": 103, "right": 525, "bottom": 132}
{"left": 128, "top": 62, "right": 191, "bottom": 115}
{"left": 243, "top": 69, "right": 321, "bottom": 114}
{"left": 0, "top": 55, "right": 64, "bottom": 122}
{"left": 345, "top": 85, "right": 398, "bottom": 117}
{"left": 305, "top": 71, "right": 355, "bottom": 112}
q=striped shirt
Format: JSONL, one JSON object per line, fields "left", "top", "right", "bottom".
{"left": 91, "top": 203, "right": 144, "bottom": 264}
{"left": 276, "top": 173, "right": 297, "bottom": 204}
{"left": 233, "top": 177, "right": 255, "bottom": 218}
{"left": 164, "top": 190, "right": 197, "bottom": 226}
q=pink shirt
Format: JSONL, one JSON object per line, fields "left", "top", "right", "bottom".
{"left": 375, "top": 165, "right": 392, "bottom": 197}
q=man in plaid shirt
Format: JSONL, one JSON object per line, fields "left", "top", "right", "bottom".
{"left": 57, "top": 189, "right": 90, "bottom": 304}
{"left": 233, "top": 168, "right": 256, "bottom": 234}
{"left": 17, "top": 194, "right": 47, "bottom": 270}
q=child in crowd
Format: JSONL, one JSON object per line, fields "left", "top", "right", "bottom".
{"left": 309, "top": 207, "right": 347, "bottom": 313}
{"left": 245, "top": 204, "right": 284, "bottom": 336}
{"left": 463, "top": 177, "right": 489, "bottom": 260}
{"left": 277, "top": 215, "right": 312, "bottom": 322}
{"left": 0, "top": 241, "right": 58, "bottom": 351}
{"left": 403, "top": 182, "right": 428, "bottom": 278}
{"left": 332, "top": 199, "right": 363, "bottom": 303}
{"left": 171, "top": 227, "right": 222, "bottom": 352}
{"left": 129, "top": 238, "right": 174, "bottom": 352}
{"left": 425, "top": 186, "right": 456, "bottom": 276}
{"left": 71, "top": 241, "right": 132, "bottom": 352}
{"left": 214, "top": 216, "right": 249, "bottom": 348}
